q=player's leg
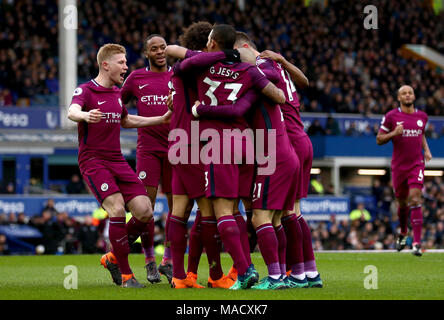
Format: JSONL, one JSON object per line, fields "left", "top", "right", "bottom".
{"left": 232, "top": 198, "right": 253, "bottom": 271}
{"left": 205, "top": 163, "right": 252, "bottom": 289}
{"left": 395, "top": 196, "right": 409, "bottom": 251}
{"left": 272, "top": 211, "right": 286, "bottom": 278}
{"left": 187, "top": 207, "right": 203, "bottom": 278}
{"left": 213, "top": 197, "right": 254, "bottom": 289}
{"left": 294, "top": 136, "right": 322, "bottom": 287}
{"left": 393, "top": 169, "right": 410, "bottom": 252}
{"left": 160, "top": 156, "right": 174, "bottom": 274}
{"left": 169, "top": 194, "right": 203, "bottom": 288}
{"left": 281, "top": 209, "right": 307, "bottom": 286}
{"left": 408, "top": 187, "right": 424, "bottom": 256}
{"left": 196, "top": 196, "right": 232, "bottom": 288}
{"left": 250, "top": 209, "right": 285, "bottom": 290}
{"left": 103, "top": 193, "right": 145, "bottom": 288}
{"left": 84, "top": 163, "right": 139, "bottom": 287}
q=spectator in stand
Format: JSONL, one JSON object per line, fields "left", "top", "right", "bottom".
{"left": 66, "top": 174, "right": 86, "bottom": 194}
{"left": 2, "top": 0, "right": 442, "bottom": 113}
{"left": 325, "top": 116, "right": 340, "bottom": 136}
{"left": 77, "top": 215, "right": 100, "bottom": 253}
{"left": 0, "top": 234, "right": 9, "bottom": 255}
{"left": 40, "top": 199, "right": 59, "bottom": 217}
{"left": 349, "top": 202, "right": 372, "bottom": 221}
{"left": 425, "top": 123, "right": 439, "bottom": 139}
{"left": 307, "top": 119, "right": 326, "bottom": 136}
{"left": 345, "top": 121, "right": 360, "bottom": 137}
{"left": 0, "top": 88, "right": 13, "bottom": 106}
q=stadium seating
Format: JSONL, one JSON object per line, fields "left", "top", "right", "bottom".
{"left": 1, "top": 0, "right": 443, "bottom": 114}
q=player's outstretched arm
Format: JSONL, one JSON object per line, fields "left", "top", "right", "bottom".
{"left": 260, "top": 50, "right": 309, "bottom": 88}
{"left": 192, "top": 89, "right": 258, "bottom": 119}
{"left": 376, "top": 124, "right": 403, "bottom": 145}
{"left": 68, "top": 104, "right": 102, "bottom": 123}
{"left": 165, "top": 45, "right": 188, "bottom": 60}
{"left": 261, "top": 82, "right": 286, "bottom": 104}
{"left": 422, "top": 135, "right": 432, "bottom": 161}
{"left": 121, "top": 111, "right": 171, "bottom": 128}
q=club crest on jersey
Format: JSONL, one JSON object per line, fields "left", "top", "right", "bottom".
{"left": 73, "top": 87, "right": 83, "bottom": 96}
{"left": 138, "top": 171, "right": 147, "bottom": 179}
{"left": 417, "top": 120, "right": 423, "bottom": 127}
{"left": 101, "top": 183, "right": 109, "bottom": 192}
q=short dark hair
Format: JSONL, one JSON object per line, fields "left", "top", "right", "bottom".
{"left": 210, "top": 24, "right": 236, "bottom": 50}
{"left": 235, "top": 31, "right": 257, "bottom": 50}
{"left": 179, "top": 21, "right": 213, "bottom": 51}
{"left": 143, "top": 34, "right": 164, "bottom": 53}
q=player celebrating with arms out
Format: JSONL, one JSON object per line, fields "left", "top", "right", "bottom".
{"left": 68, "top": 43, "right": 171, "bottom": 287}
{"left": 377, "top": 85, "right": 432, "bottom": 256}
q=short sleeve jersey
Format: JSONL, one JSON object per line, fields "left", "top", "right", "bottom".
{"left": 256, "top": 56, "right": 306, "bottom": 139}
{"left": 379, "top": 107, "right": 428, "bottom": 172}
{"left": 70, "top": 79, "right": 128, "bottom": 167}
{"left": 168, "top": 50, "right": 200, "bottom": 150}
{"left": 121, "top": 67, "right": 173, "bottom": 153}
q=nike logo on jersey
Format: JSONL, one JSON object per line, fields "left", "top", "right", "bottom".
{"left": 396, "top": 121, "right": 404, "bottom": 125}
{"left": 98, "top": 101, "right": 106, "bottom": 105}
{"left": 139, "top": 84, "right": 149, "bottom": 89}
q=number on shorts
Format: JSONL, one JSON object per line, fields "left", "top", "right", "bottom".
{"left": 418, "top": 170, "right": 423, "bottom": 181}
{"left": 252, "top": 182, "right": 262, "bottom": 201}
{"left": 204, "top": 171, "right": 209, "bottom": 189}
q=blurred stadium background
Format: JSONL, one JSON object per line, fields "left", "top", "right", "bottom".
{"left": 0, "top": 0, "right": 443, "bottom": 256}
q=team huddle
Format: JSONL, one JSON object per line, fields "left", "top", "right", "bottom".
{"left": 68, "top": 21, "right": 430, "bottom": 289}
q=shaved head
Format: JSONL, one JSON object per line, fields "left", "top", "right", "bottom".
{"left": 397, "top": 85, "right": 414, "bottom": 96}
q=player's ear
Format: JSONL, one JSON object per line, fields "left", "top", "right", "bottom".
{"left": 102, "top": 60, "right": 109, "bottom": 72}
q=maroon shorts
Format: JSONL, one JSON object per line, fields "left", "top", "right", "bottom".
{"left": 136, "top": 150, "right": 172, "bottom": 193}
{"left": 204, "top": 163, "right": 239, "bottom": 199}
{"left": 172, "top": 163, "right": 205, "bottom": 199}
{"left": 290, "top": 134, "right": 313, "bottom": 199}
{"left": 392, "top": 165, "right": 425, "bottom": 199}
{"left": 252, "top": 152, "right": 300, "bottom": 211}
{"left": 239, "top": 164, "right": 255, "bottom": 199}
{"left": 81, "top": 158, "right": 147, "bottom": 205}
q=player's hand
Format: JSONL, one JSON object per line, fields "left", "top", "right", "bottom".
{"left": 167, "top": 91, "right": 174, "bottom": 112}
{"left": 161, "top": 110, "right": 172, "bottom": 124}
{"left": 84, "top": 109, "right": 102, "bottom": 123}
{"left": 424, "top": 150, "right": 432, "bottom": 162}
{"left": 260, "top": 50, "right": 282, "bottom": 63}
{"left": 191, "top": 101, "right": 201, "bottom": 118}
{"left": 393, "top": 124, "right": 404, "bottom": 136}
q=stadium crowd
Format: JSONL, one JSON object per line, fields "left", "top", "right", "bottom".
{"left": 1, "top": 0, "right": 443, "bottom": 114}
{"left": 1, "top": 176, "right": 443, "bottom": 255}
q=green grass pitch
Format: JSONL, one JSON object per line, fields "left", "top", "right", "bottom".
{"left": 1, "top": 252, "right": 443, "bottom": 300}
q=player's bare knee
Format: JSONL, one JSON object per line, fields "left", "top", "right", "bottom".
{"left": 107, "top": 204, "right": 126, "bottom": 218}
{"left": 409, "top": 197, "right": 422, "bottom": 208}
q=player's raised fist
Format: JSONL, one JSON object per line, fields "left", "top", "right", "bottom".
{"left": 393, "top": 124, "right": 404, "bottom": 136}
